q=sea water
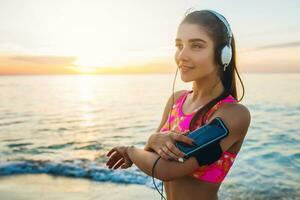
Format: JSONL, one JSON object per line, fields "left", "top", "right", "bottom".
{"left": 0, "top": 73, "right": 299, "bottom": 199}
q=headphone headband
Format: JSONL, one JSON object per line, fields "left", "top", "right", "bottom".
{"left": 184, "top": 8, "right": 233, "bottom": 44}
{"left": 206, "top": 10, "right": 232, "bottom": 44}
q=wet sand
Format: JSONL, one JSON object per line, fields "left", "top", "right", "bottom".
{"left": 0, "top": 174, "right": 160, "bottom": 200}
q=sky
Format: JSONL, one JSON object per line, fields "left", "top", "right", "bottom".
{"left": 0, "top": 0, "right": 299, "bottom": 75}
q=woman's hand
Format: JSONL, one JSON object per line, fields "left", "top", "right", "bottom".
{"left": 106, "top": 146, "right": 133, "bottom": 170}
{"left": 145, "top": 130, "right": 195, "bottom": 162}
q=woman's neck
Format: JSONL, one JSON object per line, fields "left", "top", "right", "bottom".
{"left": 191, "top": 77, "right": 224, "bottom": 103}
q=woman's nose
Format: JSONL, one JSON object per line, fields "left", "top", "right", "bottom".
{"left": 177, "top": 47, "right": 189, "bottom": 61}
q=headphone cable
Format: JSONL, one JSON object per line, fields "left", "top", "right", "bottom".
{"left": 152, "top": 68, "right": 178, "bottom": 200}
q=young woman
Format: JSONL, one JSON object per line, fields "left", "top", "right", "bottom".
{"left": 106, "top": 9, "right": 251, "bottom": 200}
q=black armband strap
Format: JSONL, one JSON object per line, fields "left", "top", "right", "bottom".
{"left": 193, "top": 140, "right": 223, "bottom": 166}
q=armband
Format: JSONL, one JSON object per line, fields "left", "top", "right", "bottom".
{"left": 175, "top": 117, "right": 228, "bottom": 166}
{"left": 193, "top": 140, "right": 223, "bottom": 166}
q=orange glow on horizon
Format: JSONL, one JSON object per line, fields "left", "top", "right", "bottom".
{"left": 1, "top": 46, "right": 300, "bottom": 75}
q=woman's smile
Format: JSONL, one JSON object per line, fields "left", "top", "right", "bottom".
{"left": 181, "top": 66, "right": 194, "bottom": 72}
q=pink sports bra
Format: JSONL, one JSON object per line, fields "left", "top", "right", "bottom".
{"left": 160, "top": 90, "right": 238, "bottom": 184}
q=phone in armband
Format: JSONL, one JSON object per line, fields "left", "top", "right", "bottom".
{"left": 175, "top": 117, "right": 229, "bottom": 161}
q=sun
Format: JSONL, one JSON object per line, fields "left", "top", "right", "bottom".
{"left": 74, "top": 66, "right": 98, "bottom": 74}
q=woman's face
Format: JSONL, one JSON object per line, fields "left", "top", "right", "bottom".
{"left": 175, "top": 23, "right": 218, "bottom": 82}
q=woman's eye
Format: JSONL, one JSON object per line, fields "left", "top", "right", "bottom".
{"left": 175, "top": 44, "right": 182, "bottom": 49}
{"left": 192, "top": 44, "right": 202, "bottom": 48}
{"left": 175, "top": 44, "right": 202, "bottom": 49}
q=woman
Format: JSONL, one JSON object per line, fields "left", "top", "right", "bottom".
{"left": 106, "top": 9, "right": 251, "bottom": 200}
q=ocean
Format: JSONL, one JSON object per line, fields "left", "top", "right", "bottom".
{"left": 0, "top": 73, "right": 299, "bottom": 199}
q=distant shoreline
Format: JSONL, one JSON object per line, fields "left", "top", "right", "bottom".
{"left": 0, "top": 72, "right": 299, "bottom": 76}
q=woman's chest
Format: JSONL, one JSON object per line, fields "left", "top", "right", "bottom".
{"left": 161, "top": 110, "right": 194, "bottom": 133}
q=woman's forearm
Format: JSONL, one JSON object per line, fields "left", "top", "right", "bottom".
{"left": 127, "top": 146, "right": 158, "bottom": 176}
{"left": 126, "top": 146, "right": 195, "bottom": 181}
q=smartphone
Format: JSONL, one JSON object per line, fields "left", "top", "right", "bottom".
{"left": 175, "top": 117, "right": 229, "bottom": 159}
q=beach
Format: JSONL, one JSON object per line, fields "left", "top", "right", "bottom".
{"left": 0, "top": 174, "right": 159, "bottom": 200}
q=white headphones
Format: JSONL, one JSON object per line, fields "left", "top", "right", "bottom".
{"left": 184, "top": 9, "right": 233, "bottom": 71}
{"left": 206, "top": 10, "right": 233, "bottom": 71}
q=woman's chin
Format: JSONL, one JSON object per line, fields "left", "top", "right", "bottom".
{"left": 180, "top": 74, "right": 192, "bottom": 82}
{"left": 179, "top": 68, "right": 195, "bottom": 82}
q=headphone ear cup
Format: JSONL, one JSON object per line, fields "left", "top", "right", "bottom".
{"left": 220, "top": 45, "right": 232, "bottom": 66}
{"left": 215, "top": 45, "right": 223, "bottom": 67}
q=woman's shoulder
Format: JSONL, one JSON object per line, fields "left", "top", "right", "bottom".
{"left": 214, "top": 103, "right": 251, "bottom": 136}
{"left": 208, "top": 100, "right": 251, "bottom": 125}
{"left": 215, "top": 101, "right": 250, "bottom": 120}
{"left": 219, "top": 102, "right": 250, "bottom": 115}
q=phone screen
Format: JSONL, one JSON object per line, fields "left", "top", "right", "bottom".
{"left": 175, "top": 117, "right": 228, "bottom": 155}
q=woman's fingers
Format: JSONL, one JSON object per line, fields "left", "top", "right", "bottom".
{"left": 112, "top": 158, "right": 125, "bottom": 169}
{"left": 107, "top": 147, "right": 116, "bottom": 157}
{"left": 106, "top": 151, "right": 122, "bottom": 168}
{"left": 172, "top": 133, "right": 195, "bottom": 146}
{"left": 157, "top": 148, "right": 172, "bottom": 160}
{"left": 121, "top": 159, "right": 133, "bottom": 169}
{"left": 165, "top": 141, "right": 186, "bottom": 159}
{"left": 182, "top": 130, "right": 190, "bottom": 135}
{"left": 163, "top": 141, "right": 183, "bottom": 160}
{"left": 169, "top": 130, "right": 188, "bottom": 136}
{"left": 161, "top": 146, "right": 175, "bottom": 160}
{"left": 121, "top": 162, "right": 131, "bottom": 169}
{"left": 106, "top": 146, "right": 133, "bottom": 170}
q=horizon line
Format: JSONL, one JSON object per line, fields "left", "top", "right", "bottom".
{"left": 0, "top": 71, "right": 299, "bottom": 76}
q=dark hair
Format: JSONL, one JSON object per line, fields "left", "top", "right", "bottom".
{"left": 180, "top": 10, "right": 245, "bottom": 131}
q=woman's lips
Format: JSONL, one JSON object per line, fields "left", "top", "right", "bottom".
{"left": 180, "top": 66, "right": 194, "bottom": 72}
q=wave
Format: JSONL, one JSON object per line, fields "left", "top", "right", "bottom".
{"left": 0, "top": 159, "right": 161, "bottom": 189}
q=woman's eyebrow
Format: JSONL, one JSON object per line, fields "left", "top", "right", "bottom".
{"left": 175, "top": 38, "right": 206, "bottom": 43}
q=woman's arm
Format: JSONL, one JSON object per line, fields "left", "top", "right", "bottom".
{"left": 126, "top": 104, "right": 251, "bottom": 181}
{"left": 106, "top": 103, "right": 251, "bottom": 181}
{"left": 127, "top": 146, "right": 199, "bottom": 181}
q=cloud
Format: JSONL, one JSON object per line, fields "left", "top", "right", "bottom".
{"left": 238, "top": 44, "right": 300, "bottom": 73}
{"left": 0, "top": 54, "right": 77, "bottom": 75}
{"left": 6, "top": 55, "right": 76, "bottom": 66}
{"left": 256, "top": 41, "right": 300, "bottom": 50}
{"left": 241, "top": 41, "right": 300, "bottom": 53}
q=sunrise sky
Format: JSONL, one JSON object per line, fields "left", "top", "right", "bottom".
{"left": 0, "top": 0, "right": 299, "bottom": 75}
